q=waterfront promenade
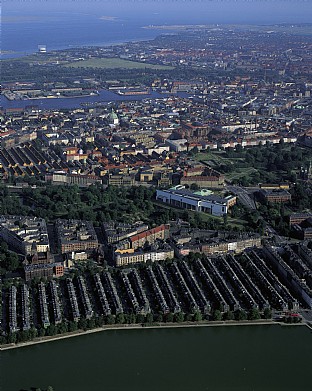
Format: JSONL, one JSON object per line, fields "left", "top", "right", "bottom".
{"left": 0, "top": 319, "right": 307, "bottom": 351}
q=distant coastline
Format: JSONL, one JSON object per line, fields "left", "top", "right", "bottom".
{"left": 142, "top": 23, "right": 312, "bottom": 35}
{"left": 3, "top": 21, "right": 312, "bottom": 60}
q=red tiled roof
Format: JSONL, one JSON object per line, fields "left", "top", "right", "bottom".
{"left": 182, "top": 176, "right": 219, "bottom": 181}
{"left": 130, "top": 224, "right": 169, "bottom": 243}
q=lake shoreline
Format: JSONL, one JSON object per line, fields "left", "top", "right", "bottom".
{"left": 0, "top": 319, "right": 307, "bottom": 351}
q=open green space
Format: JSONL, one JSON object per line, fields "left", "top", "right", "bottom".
{"left": 65, "top": 57, "right": 174, "bottom": 70}
{"left": 195, "top": 143, "right": 312, "bottom": 185}
{"left": 153, "top": 200, "right": 246, "bottom": 230}
{"left": 195, "top": 150, "right": 223, "bottom": 163}
{"left": 2, "top": 53, "right": 59, "bottom": 64}
{"left": 226, "top": 167, "right": 259, "bottom": 182}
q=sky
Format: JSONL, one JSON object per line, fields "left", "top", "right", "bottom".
{"left": 2, "top": 0, "right": 312, "bottom": 25}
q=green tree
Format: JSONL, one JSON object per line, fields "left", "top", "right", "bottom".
{"left": 185, "top": 313, "right": 193, "bottom": 322}
{"left": 46, "top": 324, "right": 57, "bottom": 336}
{"left": 87, "top": 317, "right": 96, "bottom": 329}
{"left": 29, "top": 327, "right": 38, "bottom": 339}
{"left": 213, "top": 310, "right": 222, "bottom": 321}
{"left": 223, "top": 311, "right": 234, "bottom": 321}
{"left": 263, "top": 307, "right": 272, "bottom": 319}
{"left": 174, "top": 312, "right": 184, "bottom": 323}
{"left": 7, "top": 332, "right": 17, "bottom": 344}
{"left": 154, "top": 313, "right": 163, "bottom": 323}
{"left": 78, "top": 318, "right": 88, "bottom": 331}
{"left": 235, "top": 309, "right": 247, "bottom": 321}
{"left": 0, "top": 241, "right": 8, "bottom": 252}
{"left": 128, "top": 313, "right": 137, "bottom": 324}
{"left": 249, "top": 308, "right": 261, "bottom": 320}
{"left": 57, "top": 322, "right": 68, "bottom": 334}
{"left": 105, "top": 314, "right": 115, "bottom": 325}
{"left": 165, "top": 312, "right": 174, "bottom": 323}
{"left": 190, "top": 183, "right": 200, "bottom": 191}
{"left": 4, "top": 252, "right": 19, "bottom": 272}
{"left": 136, "top": 314, "right": 145, "bottom": 324}
{"left": 193, "top": 311, "right": 202, "bottom": 322}
{"left": 68, "top": 321, "right": 78, "bottom": 332}
{"left": 116, "top": 313, "right": 125, "bottom": 324}
{"left": 96, "top": 315, "right": 105, "bottom": 327}
{"left": 223, "top": 214, "right": 228, "bottom": 226}
{"left": 145, "top": 313, "right": 153, "bottom": 324}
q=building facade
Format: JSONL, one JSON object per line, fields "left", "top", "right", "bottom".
{"left": 156, "top": 186, "right": 236, "bottom": 216}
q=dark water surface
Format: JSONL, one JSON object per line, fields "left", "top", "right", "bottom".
{"left": 0, "top": 90, "right": 189, "bottom": 110}
{"left": 1, "top": 325, "right": 310, "bottom": 391}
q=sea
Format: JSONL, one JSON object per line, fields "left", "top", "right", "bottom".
{"left": 2, "top": 0, "right": 312, "bottom": 58}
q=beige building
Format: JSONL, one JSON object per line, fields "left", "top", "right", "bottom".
{"left": 115, "top": 248, "right": 174, "bottom": 267}
{"left": 55, "top": 219, "right": 98, "bottom": 254}
{"left": 175, "top": 236, "right": 261, "bottom": 257}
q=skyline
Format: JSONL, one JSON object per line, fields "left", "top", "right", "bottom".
{"left": 3, "top": 0, "right": 312, "bottom": 25}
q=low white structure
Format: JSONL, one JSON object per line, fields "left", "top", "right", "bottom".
{"left": 165, "top": 139, "right": 188, "bottom": 152}
{"left": 156, "top": 186, "right": 236, "bottom": 217}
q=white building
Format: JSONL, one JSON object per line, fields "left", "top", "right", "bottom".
{"left": 156, "top": 186, "right": 236, "bottom": 217}
{"left": 165, "top": 139, "right": 188, "bottom": 152}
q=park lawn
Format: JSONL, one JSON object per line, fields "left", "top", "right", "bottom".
{"left": 196, "top": 150, "right": 245, "bottom": 163}
{"left": 226, "top": 167, "right": 258, "bottom": 182}
{"left": 195, "top": 151, "right": 224, "bottom": 163}
{"left": 197, "top": 210, "right": 246, "bottom": 229}
{"left": 5, "top": 54, "right": 60, "bottom": 65}
{"left": 195, "top": 151, "right": 258, "bottom": 181}
{"left": 64, "top": 57, "right": 174, "bottom": 70}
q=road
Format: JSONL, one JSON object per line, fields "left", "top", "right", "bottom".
{"left": 227, "top": 185, "right": 289, "bottom": 243}
{"left": 226, "top": 185, "right": 257, "bottom": 210}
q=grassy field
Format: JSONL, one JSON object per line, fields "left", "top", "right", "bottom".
{"left": 153, "top": 200, "right": 246, "bottom": 229}
{"left": 226, "top": 167, "right": 258, "bottom": 182}
{"left": 3, "top": 54, "right": 59, "bottom": 64}
{"left": 195, "top": 150, "right": 259, "bottom": 182}
{"left": 65, "top": 57, "right": 174, "bottom": 70}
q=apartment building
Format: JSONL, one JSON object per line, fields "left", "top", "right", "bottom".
{"left": 115, "top": 247, "right": 174, "bottom": 267}
{"left": 55, "top": 219, "right": 98, "bottom": 254}
{"left": 259, "top": 189, "right": 292, "bottom": 203}
{"left": 0, "top": 215, "right": 49, "bottom": 255}
{"left": 129, "top": 224, "right": 170, "bottom": 250}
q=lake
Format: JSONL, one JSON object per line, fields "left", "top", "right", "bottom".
{"left": 1, "top": 324, "right": 310, "bottom": 391}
